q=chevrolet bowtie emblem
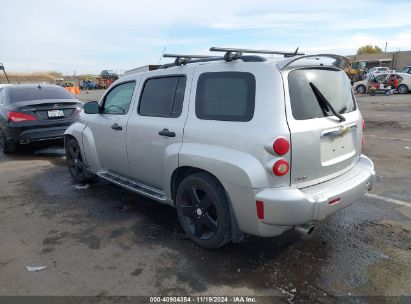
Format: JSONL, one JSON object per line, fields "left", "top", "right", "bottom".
{"left": 339, "top": 125, "right": 350, "bottom": 136}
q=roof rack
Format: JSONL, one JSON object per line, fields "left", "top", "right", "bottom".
{"left": 159, "top": 46, "right": 302, "bottom": 68}
{"left": 209, "top": 47, "right": 304, "bottom": 61}
{"left": 163, "top": 53, "right": 220, "bottom": 66}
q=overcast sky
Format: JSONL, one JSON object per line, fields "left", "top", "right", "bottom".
{"left": 1, "top": 0, "right": 411, "bottom": 74}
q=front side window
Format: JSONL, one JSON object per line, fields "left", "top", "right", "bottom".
{"left": 102, "top": 82, "right": 136, "bottom": 115}
{"left": 288, "top": 68, "right": 356, "bottom": 120}
{"left": 138, "top": 76, "right": 186, "bottom": 117}
{"left": 196, "top": 72, "right": 256, "bottom": 122}
{"left": 371, "top": 74, "right": 388, "bottom": 83}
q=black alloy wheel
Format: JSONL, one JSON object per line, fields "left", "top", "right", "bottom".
{"left": 65, "top": 138, "right": 94, "bottom": 183}
{"left": 176, "top": 173, "right": 231, "bottom": 249}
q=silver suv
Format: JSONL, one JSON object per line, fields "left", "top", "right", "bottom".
{"left": 65, "top": 47, "right": 375, "bottom": 249}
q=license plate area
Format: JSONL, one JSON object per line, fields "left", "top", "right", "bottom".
{"left": 47, "top": 110, "right": 64, "bottom": 118}
{"left": 320, "top": 124, "right": 357, "bottom": 166}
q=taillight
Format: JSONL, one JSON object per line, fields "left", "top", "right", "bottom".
{"left": 8, "top": 111, "right": 37, "bottom": 122}
{"left": 273, "top": 137, "right": 290, "bottom": 155}
{"left": 273, "top": 159, "right": 289, "bottom": 176}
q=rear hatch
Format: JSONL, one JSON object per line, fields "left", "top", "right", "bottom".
{"left": 284, "top": 67, "right": 363, "bottom": 188}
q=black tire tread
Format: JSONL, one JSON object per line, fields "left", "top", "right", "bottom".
{"left": 65, "top": 138, "right": 95, "bottom": 183}
{"left": 176, "top": 172, "right": 232, "bottom": 249}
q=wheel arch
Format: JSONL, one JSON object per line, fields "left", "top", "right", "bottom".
{"left": 170, "top": 165, "right": 247, "bottom": 243}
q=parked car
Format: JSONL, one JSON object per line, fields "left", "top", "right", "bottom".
{"left": 353, "top": 72, "right": 411, "bottom": 94}
{"left": 366, "top": 66, "right": 394, "bottom": 79}
{"left": 0, "top": 84, "right": 82, "bottom": 153}
{"left": 65, "top": 50, "right": 375, "bottom": 249}
{"left": 400, "top": 66, "right": 411, "bottom": 74}
{"left": 80, "top": 80, "right": 99, "bottom": 90}
{"left": 100, "top": 70, "right": 118, "bottom": 79}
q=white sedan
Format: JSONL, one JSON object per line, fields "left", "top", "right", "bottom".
{"left": 353, "top": 72, "right": 411, "bottom": 94}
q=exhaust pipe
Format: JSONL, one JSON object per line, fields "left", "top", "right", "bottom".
{"left": 20, "top": 139, "right": 31, "bottom": 144}
{"left": 294, "top": 224, "right": 314, "bottom": 235}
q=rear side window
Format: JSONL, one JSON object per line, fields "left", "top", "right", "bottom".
{"left": 196, "top": 72, "right": 255, "bottom": 122}
{"left": 288, "top": 69, "right": 356, "bottom": 120}
{"left": 10, "top": 86, "right": 74, "bottom": 103}
{"left": 138, "top": 76, "right": 186, "bottom": 117}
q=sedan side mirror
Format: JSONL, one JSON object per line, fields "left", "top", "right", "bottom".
{"left": 84, "top": 101, "right": 100, "bottom": 114}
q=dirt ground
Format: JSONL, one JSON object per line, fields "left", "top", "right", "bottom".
{"left": 0, "top": 91, "right": 410, "bottom": 302}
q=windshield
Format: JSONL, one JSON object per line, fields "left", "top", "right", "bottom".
{"left": 288, "top": 68, "right": 356, "bottom": 120}
{"left": 10, "top": 86, "right": 74, "bottom": 103}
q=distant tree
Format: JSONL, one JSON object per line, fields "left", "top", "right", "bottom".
{"left": 356, "top": 45, "right": 383, "bottom": 55}
{"left": 47, "top": 71, "right": 63, "bottom": 78}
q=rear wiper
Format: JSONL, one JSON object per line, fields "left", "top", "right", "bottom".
{"left": 339, "top": 106, "right": 347, "bottom": 114}
{"left": 309, "top": 82, "right": 346, "bottom": 122}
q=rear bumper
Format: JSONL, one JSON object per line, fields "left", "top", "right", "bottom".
{"left": 5, "top": 125, "right": 70, "bottom": 144}
{"left": 255, "top": 154, "right": 375, "bottom": 228}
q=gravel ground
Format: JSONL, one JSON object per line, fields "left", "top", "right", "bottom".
{"left": 0, "top": 92, "right": 410, "bottom": 302}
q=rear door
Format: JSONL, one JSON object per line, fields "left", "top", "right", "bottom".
{"left": 284, "top": 67, "right": 363, "bottom": 188}
{"left": 126, "top": 71, "right": 192, "bottom": 190}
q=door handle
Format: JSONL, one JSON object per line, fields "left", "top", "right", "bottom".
{"left": 111, "top": 123, "right": 122, "bottom": 131}
{"left": 158, "top": 128, "right": 176, "bottom": 137}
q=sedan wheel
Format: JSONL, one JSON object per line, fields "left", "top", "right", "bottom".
{"left": 0, "top": 130, "right": 16, "bottom": 154}
{"left": 397, "top": 84, "right": 408, "bottom": 94}
{"left": 356, "top": 85, "right": 366, "bottom": 94}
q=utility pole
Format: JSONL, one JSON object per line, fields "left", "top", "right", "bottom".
{"left": 384, "top": 42, "right": 387, "bottom": 53}
{"left": 0, "top": 63, "right": 11, "bottom": 83}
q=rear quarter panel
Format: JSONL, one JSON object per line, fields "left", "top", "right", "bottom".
{"left": 180, "top": 62, "right": 290, "bottom": 189}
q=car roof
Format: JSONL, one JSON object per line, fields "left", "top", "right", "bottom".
{"left": 121, "top": 54, "right": 349, "bottom": 80}
{"left": 6, "top": 84, "right": 63, "bottom": 90}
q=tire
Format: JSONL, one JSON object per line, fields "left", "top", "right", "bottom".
{"left": 397, "top": 84, "right": 408, "bottom": 94}
{"left": 0, "top": 130, "right": 16, "bottom": 154}
{"left": 65, "top": 138, "right": 95, "bottom": 183}
{"left": 356, "top": 84, "right": 366, "bottom": 94}
{"left": 176, "top": 172, "right": 231, "bottom": 249}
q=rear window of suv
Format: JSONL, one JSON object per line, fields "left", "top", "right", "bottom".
{"left": 288, "top": 68, "right": 356, "bottom": 120}
{"left": 10, "top": 86, "right": 75, "bottom": 103}
{"left": 196, "top": 72, "right": 255, "bottom": 122}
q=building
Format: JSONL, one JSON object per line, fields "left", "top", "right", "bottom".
{"left": 347, "top": 51, "right": 411, "bottom": 70}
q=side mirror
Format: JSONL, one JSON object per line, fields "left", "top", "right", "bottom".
{"left": 84, "top": 101, "right": 100, "bottom": 114}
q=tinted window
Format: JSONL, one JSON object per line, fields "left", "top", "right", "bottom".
{"left": 288, "top": 69, "right": 356, "bottom": 120}
{"left": 139, "top": 76, "right": 186, "bottom": 117}
{"left": 10, "top": 86, "right": 74, "bottom": 103}
{"left": 103, "top": 82, "right": 136, "bottom": 114}
{"left": 196, "top": 72, "right": 255, "bottom": 122}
